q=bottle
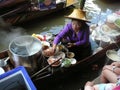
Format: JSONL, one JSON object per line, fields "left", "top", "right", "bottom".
{"left": 43, "top": 35, "right": 46, "bottom": 41}
{"left": 32, "top": 33, "right": 44, "bottom": 41}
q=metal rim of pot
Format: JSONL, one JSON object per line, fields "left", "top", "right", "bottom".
{"left": 9, "top": 35, "right": 42, "bottom": 57}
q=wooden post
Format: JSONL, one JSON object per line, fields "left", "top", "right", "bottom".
{"left": 80, "top": 0, "right": 86, "bottom": 10}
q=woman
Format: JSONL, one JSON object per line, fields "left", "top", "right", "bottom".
{"left": 50, "top": 9, "right": 92, "bottom": 61}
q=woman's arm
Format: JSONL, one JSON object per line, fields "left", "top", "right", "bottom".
{"left": 103, "top": 64, "right": 120, "bottom": 75}
{"left": 53, "top": 24, "right": 70, "bottom": 45}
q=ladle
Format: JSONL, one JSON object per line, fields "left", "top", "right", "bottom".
{"left": 0, "top": 57, "right": 10, "bottom": 67}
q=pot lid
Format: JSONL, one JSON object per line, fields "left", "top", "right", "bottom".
{"left": 9, "top": 35, "right": 42, "bottom": 56}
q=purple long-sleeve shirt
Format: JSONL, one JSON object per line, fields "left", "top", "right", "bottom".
{"left": 53, "top": 23, "right": 90, "bottom": 46}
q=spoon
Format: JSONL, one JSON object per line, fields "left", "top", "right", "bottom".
{"left": 0, "top": 57, "right": 10, "bottom": 67}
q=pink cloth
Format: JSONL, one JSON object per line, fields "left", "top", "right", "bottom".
{"left": 113, "top": 86, "right": 120, "bottom": 90}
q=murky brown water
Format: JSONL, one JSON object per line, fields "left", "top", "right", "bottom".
{"left": 0, "top": 0, "right": 120, "bottom": 90}
{"left": 0, "top": 0, "right": 120, "bottom": 52}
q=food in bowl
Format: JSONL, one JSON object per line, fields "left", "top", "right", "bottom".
{"left": 54, "top": 52, "right": 65, "bottom": 59}
{"left": 106, "top": 50, "right": 120, "bottom": 62}
{"left": 67, "top": 52, "right": 75, "bottom": 58}
{"left": 42, "top": 47, "right": 54, "bottom": 57}
{"left": 47, "top": 52, "right": 65, "bottom": 67}
{"left": 47, "top": 57, "right": 61, "bottom": 67}
{"left": 42, "top": 45, "right": 49, "bottom": 50}
{"left": 114, "top": 19, "right": 120, "bottom": 28}
{"left": 61, "top": 58, "right": 71, "bottom": 67}
{"left": 41, "top": 41, "right": 50, "bottom": 50}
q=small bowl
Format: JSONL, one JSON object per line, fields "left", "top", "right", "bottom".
{"left": 41, "top": 41, "right": 50, "bottom": 50}
{"left": 61, "top": 58, "right": 71, "bottom": 68}
{"left": 47, "top": 52, "right": 65, "bottom": 67}
{"left": 57, "top": 45, "right": 65, "bottom": 51}
{"left": 61, "top": 58, "right": 77, "bottom": 68}
{"left": 47, "top": 57, "right": 61, "bottom": 67}
{"left": 41, "top": 41, "right": 50, "bottom": 46}
{"left": 69, "top": 58, "right": 77, "bottom": 64}
{"left": 106, "top": 50, "right": 120, "bottom": 61}
{"left": 0, "top": 67, "right": 5, "bottom": 75}
{"left": 67, "top": 52, "right": 75, "bottom": 58}
{"left": 42, "top": 47, "right": 54, "bottom": 57}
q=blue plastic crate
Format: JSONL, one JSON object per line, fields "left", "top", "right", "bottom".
{"left": 0, "top": 66, "right": 37, "bottom": 90}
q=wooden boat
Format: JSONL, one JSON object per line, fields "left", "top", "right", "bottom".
{"left": 0, "top": 38, "right": 120, "bottom": 89}
{"left": 0, "top": 0, "right": 78, "bottom": 25}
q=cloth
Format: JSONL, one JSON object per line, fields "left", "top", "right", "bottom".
{"left": 113, "top": 86, "right": 120, "bottom": 90}
{"left": 113, "top": 78, "right": 120, "bottom": 90}
{"left": 39, "top": 1, "right": 56, "bottom": 10}
{"left": 96, "top": 83, "right": 115, "bottom": 90}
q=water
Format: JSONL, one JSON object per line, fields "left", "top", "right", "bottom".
{"left": 1, "top": 0, "right": 120, "bottom": 51}
{"left": 0, "top": 0, "right": 120, "bottom": 90}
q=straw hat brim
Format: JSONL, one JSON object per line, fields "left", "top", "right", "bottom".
{"left": 106, "top": 50, "right": 120, "bottom": 61}
{"left": 65, "top": 16, "right": 91, "bottom": 23}
{"left": 64, "top": 9, "right": 91, "bottom": 23}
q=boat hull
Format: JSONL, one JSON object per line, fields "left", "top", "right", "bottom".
{"left": 0, "top": 0, "right": 78, "bottom": 25}
{"left": 0, "top": 40, "right": 120, "bottom": 87}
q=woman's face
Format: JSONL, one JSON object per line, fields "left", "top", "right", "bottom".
{"left": 72, "top": 20, "right": 82, "bottom": 32}
{"left": 44, "top": 0, "right": 52, "bottom": 6}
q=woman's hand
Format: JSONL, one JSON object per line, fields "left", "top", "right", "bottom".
{"left": 67, "top": 43, "right": 75, "bottom": 48}
{"left": 43, "top": 47, "right": 55, "bottom": 56}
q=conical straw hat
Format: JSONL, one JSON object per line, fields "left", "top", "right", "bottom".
{"left": 65, "top": 9, "right": 90, "bottom": 22}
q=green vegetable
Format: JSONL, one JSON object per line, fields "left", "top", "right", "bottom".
{"left": 62, "top": 58, "right": 71, "bottom": 67}
{"left": 115, "top": 19, "right": 120, "bottom": 28}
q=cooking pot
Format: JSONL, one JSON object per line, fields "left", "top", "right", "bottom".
{"left": 8, "top": 35, "right": 43, "bottom": 75}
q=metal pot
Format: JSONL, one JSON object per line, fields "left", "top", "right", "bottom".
{"left": 8, "top": 35, "right": 43, "bottom": 75}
